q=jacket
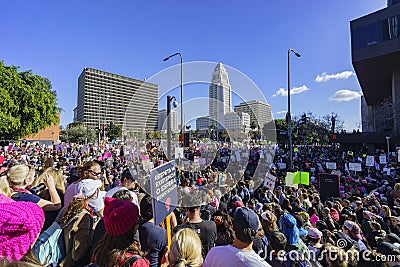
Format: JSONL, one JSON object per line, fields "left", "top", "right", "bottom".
{"left": 60, "top": 210, "right": 92, "bottom": 267}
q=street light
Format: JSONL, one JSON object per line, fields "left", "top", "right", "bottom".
{"left": 386, "top": 136, "right": 391, "bottom": 160}
{"left": 287, "top": 48, "right": 301, "bottom": 170}
{"left": 167, "top": 96, "right": 178, "bottom": 160}
{"left": 163, "top": 53, "right": 184, "bottom": 135}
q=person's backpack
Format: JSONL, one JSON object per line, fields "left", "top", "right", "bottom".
{"left": 32, "top": 211, "right": 87, "bottom": 266}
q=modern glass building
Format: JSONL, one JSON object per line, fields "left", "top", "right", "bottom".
{"left": 351, "top": 1, "right": 400, "bottom": 133}
{"left": 75, "top": 68, "right": 158, "bottom": 131}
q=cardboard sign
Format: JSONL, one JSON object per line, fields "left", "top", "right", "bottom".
{"left": 366, "top": 156, "right": 375, "bottom": 167}
{"left": 325, "top": 162, "right": 337, "bottom": 170}
{"left": 348, "top": 162, "right": 362, "bottom": 172}
{"left": 150, "top": 162, "right": 178, "bottom": 225}
{"left": 264, "top": 173, "right": 276, "bottom": 191}
{"left": 318, "top": 173, "right": 340, "bottom": 202}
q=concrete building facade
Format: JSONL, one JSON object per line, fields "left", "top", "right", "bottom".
{"left": 158, "top": 109, "right": 178, "bottom": 133}
{"left": 75, "top": 68, "right": 158, "bottom": 131}
{"left": 223, "top": 112, "right": 250, "bottom": 132}
{"left": 233, "top": 100, "right": 272, "bottom": 128}
{"left": 351, "top": 1, "right": 400, "bottom": 133}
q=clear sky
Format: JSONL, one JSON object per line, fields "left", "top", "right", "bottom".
{"left": 0, "top": 0, "right": 387, "bottom": 130}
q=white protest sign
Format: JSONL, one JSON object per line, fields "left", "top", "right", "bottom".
{"left": 277, "top": 163, "right": 286, "bottom": 170}
{"left": 379, "top": 155, "right": 387, "bottom": 165}
{"left": 326, "top": 162, "right": 337, "bottom": 170}
{"left": 349, "top": 162, "right": 362, "bottom": 172}
{"left": 175, "top": 148, "right": 184, "bottom": 159}
{"left": 264, "top": 173, "right": 276, "bottom": 191}
{"left": 366, "top": 156, "right": 375, "bottom": 167}
{"left": 285, "top": 172, "right": 298, "bottom": 189}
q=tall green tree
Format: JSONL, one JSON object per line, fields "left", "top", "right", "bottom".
{"left": 61, "top": 122, "right": 96, "bottom": 144}
{"left": 0, "top": 62, "right": 60, "bottom": 139}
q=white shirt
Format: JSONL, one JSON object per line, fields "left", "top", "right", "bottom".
{"left": 203, "top": 245, "right": 271, "bottom": 267}
{"left": 105, "top": 186, "right": 138, "bottom": 206}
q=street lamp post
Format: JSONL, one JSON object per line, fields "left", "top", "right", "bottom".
{"left": 386, "top": 136, "right": 391, "bottom": 160}
{"left": 287, "top": 48, "right": 301, "bottom": 170}
{"left": 167, "top": 96, "right": 178, "bottom": 160}
{"left": 163, "top": 53, "right": 184, "bottom": 135}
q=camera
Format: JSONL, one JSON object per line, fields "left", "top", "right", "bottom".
{"left": 30, "top": 183, "right": 46, "bottom": 194}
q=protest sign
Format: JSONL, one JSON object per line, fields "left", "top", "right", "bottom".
{"left": 150, "top": 162, "right": 178, "bottom": 226}
{"left": 264, "top": 173, "right": 276, "bottom": 191}
{"left": 366, "top": 156, "right": 375, "bottom": 167}
{"left": 285, "top": 172, "right": 298, "bottom": 188}
{"left": 293, "top": 172, "right": 310, "bottom": 185}
{"left": 277, "top": 163, "right": 286, "bottom": 170}
{"left": 317, "top": 163, "right": 324, "bottom": 172}
{"left": 175, "top": 148, "right": 184, "bottom": 159}
{"left": 348, "top": 163, "right": 362, "bottom": 172}
{"left": 318, "top": 173, "right": 340, "bottom": 201}
{"left": 379, "top": 155, "right": 387, "bottom": 165}
{"left": 325, "top": 162, "right": 337, "bottom": 170}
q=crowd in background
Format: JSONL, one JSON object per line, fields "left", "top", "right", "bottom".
{"left": 0, "top": 140, "right": 399, "bottom": 267}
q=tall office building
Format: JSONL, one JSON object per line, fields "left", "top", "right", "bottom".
{"left": 209, "top": 63, "right": 232, "bottom": 130}
{"left": 75, "top": 68, "right": 158, "bottom": 131}
{"left": 196, "top": 116, "right": 210, "bottom": 133}
{"left": 234, "top": 100, "right": 272, "bottom": 128}
{"left": 158, "top": 109, "right": 178, "bottom": 133}
{"left": 224, "top": 112, "right": 250, "bottom": 132}
{"left": 351, "top": 1, "right": 400, "bottom": 133}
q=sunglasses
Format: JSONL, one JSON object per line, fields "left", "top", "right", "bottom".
{"left": 88, "top": 170, "right": 102, "bottom": 176}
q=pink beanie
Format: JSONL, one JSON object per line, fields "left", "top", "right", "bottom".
{"left": 0, "top": 194, "right": 44, "bottom": 261}
{"left": 310, "top": 214, "right": 319, "bottom": 224}
{"left": 103, "top": 197, "right": 139, "bottom": 236}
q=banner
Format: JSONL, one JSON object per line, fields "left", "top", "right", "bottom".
{"left": 325, "top": 162, "right": 337, "bottom": 170}
{"left": 318, "top": 173, "right": 340, "bottom": 201}
{"left": 348, "top": 162, "right": 362, "bottom": 172}
{"left": 366, "top": 156, "right": 375, "bottom": 167}
{"left": 293, "top": 171, "right": 310, "bottom": 185}
{"left": 150, "top": 162, "right": 178, "bottom": 226}
{"left": 264, "top": 173, "right": 276, "bottom": 191}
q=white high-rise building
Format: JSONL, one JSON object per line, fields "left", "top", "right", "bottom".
{"left": 224, "top": 112, "right": 250, "bottom": 132}
{"left": 234, "top": 100, "right": 272, "bottom": 128}
{"left": 209, "top": 63, "right": 232, "bottom": 130}
{"left": 158, "top": 109, "right": 178, "bottom": 133}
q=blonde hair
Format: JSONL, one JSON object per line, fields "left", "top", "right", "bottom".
{"left": 382, "top": 205, "right": 391, "bottom": 217}
{"left": 170, "top": 228, "right": 202, "bottom": 267}
{"left": 0, "top": 175, "right": 12, "bottom": 196}
{"left": 7, "top": 165, "right": 35, "bottom": 187}
{"left": 35, "top": 168, "right": 66, "bottom": 193}
{"left": 394, "top": 183, "right": 400, "bottom": 193}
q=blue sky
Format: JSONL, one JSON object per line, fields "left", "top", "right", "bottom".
{"left": 0, "top": 0, "right": 387, "bottom": 130}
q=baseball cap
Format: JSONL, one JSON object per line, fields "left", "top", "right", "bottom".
{"left": 308, "top": 228, "right": 323, "bottom": 239}
{"left": 276, "top": 186, "right": 282, "bottom": 191}
{"left": 77, "top": 179, "right": 102, "bottom": 199}
{"left": 233, "top": 207, "right": 259, "bottom": 233}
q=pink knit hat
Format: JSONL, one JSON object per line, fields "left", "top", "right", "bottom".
{"left": 310, "top": 214, "right": 319, "bottom": 224}
{"left": 0, "top": 194, "right": 44, "bottom": 261}
{"left": 103, "top": 197, "right": 139, "bottom": 236}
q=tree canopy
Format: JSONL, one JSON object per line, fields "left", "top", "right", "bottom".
{"left": 0, "top": 61, "right": 60, "bottom": 139}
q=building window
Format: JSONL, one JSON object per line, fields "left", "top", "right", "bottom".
{"left": 389, "top": 15, "right": 399, "bottom": 39}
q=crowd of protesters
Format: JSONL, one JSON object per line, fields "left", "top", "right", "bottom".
{"left": 0, "top": 140, "right": 399, "bottom": 267}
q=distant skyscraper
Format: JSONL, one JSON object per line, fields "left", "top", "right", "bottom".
{"left": 196, "top": 116, "right": 210, "bottom": 133}
{"left": 158, "top": 109, "right": 178, "bottom": 133}
{"left": 75, "top": 68, "right": 158, "bottom": 131}
{"left": 224, "top": 112, "right": 250, "bottom": 132}
{"left": 234, "top": 100, "right": 272, "bottom": 128}
{"left": 209, "top": 63, "right": 232, "bottom": 129}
